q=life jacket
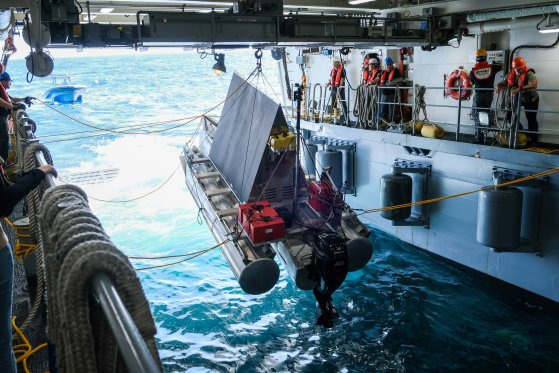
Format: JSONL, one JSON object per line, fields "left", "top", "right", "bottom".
{"left": 380, "top": 68, "right": 396, "bottom": 86}
{"left": 363, "top": 69, "right": 369, "bottom": 84}
{"left": 507, "top": 68, "right": 535, "bottom": 89}
{"left": 330, "top": 65, "right": 344, "bottom": 88}
{"left": 472, "top": 61, "right": 493, "bottom": 81}
{"left": 366, "top": 68, "right": 381, "bottom": 84}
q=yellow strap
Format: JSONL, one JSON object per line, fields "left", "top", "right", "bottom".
{"left": 3, "top": 217, "right": 15, "bottom": 228}
{"left": 12, "top": 317, "right": 48, "bottom": 373}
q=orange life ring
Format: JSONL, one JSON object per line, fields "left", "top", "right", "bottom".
{"left": 445, "top": 69, "right": 472, "bottom": 100}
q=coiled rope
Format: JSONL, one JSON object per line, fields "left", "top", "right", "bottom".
{"left": 494, "top": 87, "right": 517, "bottom": 143}
{"left": 40, "top": 184, "right": 161, "bottom": 372}
{"left": 18, "top": 143, "right": 52, "bottom": 331}
{"left": 352, "top": 84, "right": 377, "bottom": 129}
{"left": 413, "top": 84, "right": 428, "bottom": 121}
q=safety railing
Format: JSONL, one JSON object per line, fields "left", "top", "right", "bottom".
{"left": 418, "top": 86, "right": 559, "bottom": 148}
{"left": 292, "top": 82, "right": 559, "bottom": 150}
{"left": 17, "top": 109, "right": 160, "bottom": 373}
{"left": 291, "top": 82, "right": 351, "bottom": 126}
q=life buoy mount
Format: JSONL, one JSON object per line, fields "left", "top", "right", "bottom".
{"left": 445, "top": 67, "right": 472, "bottom": 100}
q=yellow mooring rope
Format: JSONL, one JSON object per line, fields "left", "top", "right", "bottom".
{"left": 358, "top": 166, "right": 559, "bottom": 215}
{"left": 12, "top": 317, "right": 48, "bottom": 373}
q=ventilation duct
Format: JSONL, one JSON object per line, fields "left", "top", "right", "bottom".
{"left": 467, "top": 15, "right": 559, "bottom": 34}
{"left": 467, "top": 4, "right": 559, "bottom": 23}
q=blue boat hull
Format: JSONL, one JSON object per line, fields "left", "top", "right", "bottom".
{"left": 45, "top": 85, "right": 86, "bottom": 104}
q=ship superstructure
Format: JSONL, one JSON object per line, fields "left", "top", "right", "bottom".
{"left": 3, "top": 1, "right": 559, "bottom": 370}
{"left": 6, "top": 0, "right": 557, "bottom": 302}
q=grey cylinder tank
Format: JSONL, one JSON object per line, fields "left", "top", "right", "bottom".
{"left": 476, "top": 187, "right": 523, "bottom": 251}
{"left": 302, "top": 144, "right": 318, "bottom": 176}
{"left": 380, "top": 173, "right": 412, "bottom": 221}
{"left": 316, "top": 149, "right": 343, "bottom": 188}
{"left": 341, "top": 149, "right": 354, "bottom": 192}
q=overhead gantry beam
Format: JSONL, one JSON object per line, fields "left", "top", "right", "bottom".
{"left": 6, "top": 0, "right": 459, "bottom": 49}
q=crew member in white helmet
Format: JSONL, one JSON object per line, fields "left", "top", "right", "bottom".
{"left": 326, "top": 56, "right": 348, "bottom": 121}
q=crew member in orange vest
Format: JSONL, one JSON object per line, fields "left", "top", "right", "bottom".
{"left": 362, "top": 53, "right": 378, "bottom": 84}
{"left": 379, "top": 57, "right": 402, "bottom": 122}
{"left": 326, "top": 57, "right": 348, "bottom": 120}
{"left": 365, "top": 59, "right": 381, "bottom": 85}
{"left": 469, "top": 48, "right": 502, "bottom": 144}
{"left": 497, "top": 57, "right": 539, "bottom": 143}
{"left": 0, "top": 72, "right": 33, "bottom": 162}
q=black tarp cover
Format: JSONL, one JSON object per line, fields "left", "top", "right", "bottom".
{"left": 209, "top": 73, "right": 287, "bottom": 202}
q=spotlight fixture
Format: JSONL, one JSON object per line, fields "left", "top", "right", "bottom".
{"left": 213, "top": 53, "right": 226, "bottom": 75}
{"left": 539, "top": 25, "right": 559, "bottom": 33}
{"left": 348, "top": 0, "right": 376, "bottom": 5}
{"left": 538, "top": 14, "right": 559, "bottom": 33}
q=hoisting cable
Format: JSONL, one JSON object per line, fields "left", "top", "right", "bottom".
{"left": 38, "top": 114, "right": 198, "bottom": 138}
{"left": 85, "top": 67, "right": 260, "bottom": 204}
{"left": 357, "top": 166, "right": 559, "bottom": 216}
{"left": 88, "top": 164, "right": 180, "bottom": 203}
{"left": 35, "top": 67, "right": 259, "bottom": 139}
{"left": 133, "top": 239, "right": 231, "bottom": 271}
{"left": 11, "top": 317, "right": 47, "bottom": 373}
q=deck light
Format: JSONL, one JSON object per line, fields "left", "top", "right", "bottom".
{"left": 348, "top": 0, "right": 376, "bottom": 5}
{"left": 213, "top": 53, "right": 226, "bottom": 75}
{"left": 538, "top": 14, "right": 559, "bottom": 33}
{"left": 539, "top": 25, "right": 559, "bottom": 33}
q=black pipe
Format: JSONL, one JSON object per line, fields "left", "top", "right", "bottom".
{"left": 508, "top": 33, "right": 559, "bottom": 72}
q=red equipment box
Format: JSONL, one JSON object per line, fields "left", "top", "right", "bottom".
{"left": 238, "top": 200, "right": 285, "bottom": 244}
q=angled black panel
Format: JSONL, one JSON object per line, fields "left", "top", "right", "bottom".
{"left": 209, "top": 73, "right": 287, "bottom": 202}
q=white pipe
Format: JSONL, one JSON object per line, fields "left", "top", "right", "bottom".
{"left": 467, "top": 14, "right": 559, "bottom": 34}
{"left": 467, "top": 5, "right": 559, "bottom": 23}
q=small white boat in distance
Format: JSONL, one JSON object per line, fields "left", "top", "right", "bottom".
{"left": 45, "top": 75, "right": 86, "bottom": 104}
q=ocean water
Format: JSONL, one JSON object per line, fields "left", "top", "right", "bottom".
{"left": 6, "top": 50, "right": 559, "bottom": 372}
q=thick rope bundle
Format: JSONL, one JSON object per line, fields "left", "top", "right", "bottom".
{"left": 494, "top": 87, "right": 516, "bottom": 133}
{"left": 352, "top": 84, "right": 377, "bottom": 129}
{"left": 413, "top": 84, "right": 428, "bottom": 121}
{"left": 19, "top": 142, "right": 53, "bottom": 330}
{"left": 40, "top": 185, "right": 161, "bottom": 372}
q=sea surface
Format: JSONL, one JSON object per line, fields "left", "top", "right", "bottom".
{"left": 7, "top": 50, "right": 559, "bottom": 372}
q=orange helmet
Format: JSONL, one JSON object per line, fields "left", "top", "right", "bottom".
{"left": 512, "top": 56, "right": 526, "bottom": 69}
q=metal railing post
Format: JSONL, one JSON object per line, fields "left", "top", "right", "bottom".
{"left": 513, "top": 94, "right": 522, "bottom": 148}
{"left": 92, "top": 274, "right": 160, "bottom": 373}
{"left": 412, "top": 84, "right": 417, "bottom": 135}
{"left": 376, "top": 86, "right": 381, "bottom": 130}
{"left": 456, "top": 86, "right": 462, "bottom": 142}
